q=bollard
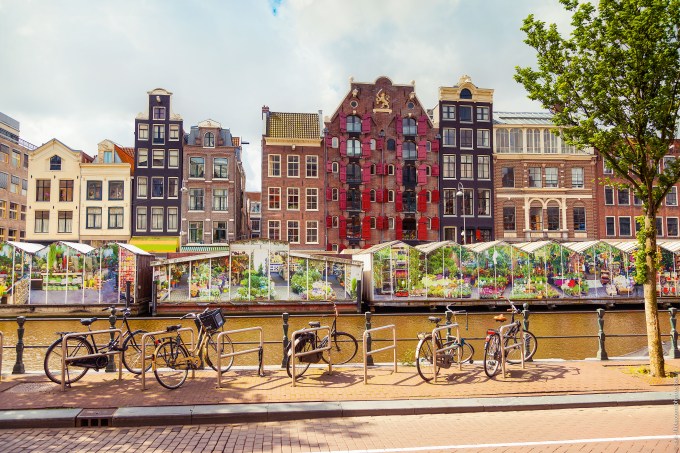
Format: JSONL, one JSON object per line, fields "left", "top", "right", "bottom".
{"left": 12, "top": 316, "right": 26, "bottom": 374}
{"left": 365, "top": 312, "right": 374, "bottom": 366}
{"left": 596, "top": 308, "right": 608, "bottom": 360}
{"left": 125, "top": 281, "right": 132, "bottom": 308}
{"left": 281, "top": 312, "right": 289, "bottom": 368}
{"left": 669, "top": 308, "right": 680, "bottom": 359}
{"left": 106, "top": 309, "right": 117, "bottom": 372}
{"left": 522, "top": 303, "right": 533, "bottom": 362}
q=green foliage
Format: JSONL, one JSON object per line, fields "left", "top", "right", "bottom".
{"left": 290, "top": 268, "right": 322, "bottom": 294}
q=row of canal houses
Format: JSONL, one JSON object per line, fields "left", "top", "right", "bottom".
{"left": 2, "top": 77, "right": 680, "bottom": 260}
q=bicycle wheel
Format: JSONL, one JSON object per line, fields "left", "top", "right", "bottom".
{"left": 505, "top": 330, "right": 538, "bottom": 364}
{"left": 321, "top": 331, "right": 358, "bottom": 365}
{"left": 205, "top": 331, "right": 235, "bottom": 373}
{"left": 286, "top": 337, "right": 313, "bottom": 378}
{"left": 415, "top": 335, "right": 436, "bottom": 383}
{"left": 44, "top": 336, "right": 93, "bottom": 385}
{"left": 483, "top": 333, "right": 501, "bottom": 378}
{"left": 122, "top": 330, "right": 154, "bottom": 375}
{"left": 451, "top": 341, "right": 475, "bottom": 364}
{"left": 153, "top": 339, "right": 189, "bottom": 390}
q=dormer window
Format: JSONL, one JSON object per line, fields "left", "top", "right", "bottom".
{"left": 204, "top": 132, "right": 215, "bottom": 148}
{"left": 50, "top": 155, "right": 62, "bottom": 171}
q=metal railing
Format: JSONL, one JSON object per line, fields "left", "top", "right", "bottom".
{"left": 290, "top": 326, "right": 331, "bottom": 387}
{"left": 216, "top": 327, "right": 264, "bottom": 388}
{"left": 362, "top": 324, "right": 396, "bottom": 384}
{"left": 140, "top": 327, "right": 195, "bottom": 391}
{"left": 499, "top": 322, "right": 525, "bottom": 379}
{"left": 431, "top": 323, "right": 462, "bottom": 383}
{"left": 60, "top": 329, "right": 122, "bottom": 392}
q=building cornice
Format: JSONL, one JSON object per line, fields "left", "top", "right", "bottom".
{"left": 264, "top": 137, "right": 321, "bottom": 147}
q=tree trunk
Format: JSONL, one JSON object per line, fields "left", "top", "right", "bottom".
{"left": 643, "top": 214, "right": 665, "bottom": 377}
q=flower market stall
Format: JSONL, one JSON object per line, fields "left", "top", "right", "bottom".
{"left": 464, "top": 241, "right": 513, "bottom": 299}
{"left": 656, "top": 240, "right": 680, "bottom": 298}
{"left": 0, "top": 241, "right": 44, "bottom": 304}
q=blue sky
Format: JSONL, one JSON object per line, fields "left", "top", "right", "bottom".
{"left": 0, "top": 0, "right": 571, "bottom": 191}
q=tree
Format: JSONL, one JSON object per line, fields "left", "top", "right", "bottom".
{"left": 515, "top": 0, "right": 680, "bottom": 377}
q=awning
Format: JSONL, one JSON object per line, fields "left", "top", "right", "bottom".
{"left": 129, "top": 236, "right": 179, "bottom": 253}
{"left": 7, "top": 241, "right": 46, "bottom": 254}
{"left": 561, "top": 240, "right": 601, "bottom": 254}
{"left": 180, "top": 245, "right": 230, "bottom": 253}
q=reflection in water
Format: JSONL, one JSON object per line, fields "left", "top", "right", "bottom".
{"left": 0, "top": 310, "right": 665, "bottom": 372}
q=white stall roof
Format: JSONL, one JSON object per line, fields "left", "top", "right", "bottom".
{"left": 560, "top": 240, "right": 601, "bottom": 254}
{"left": 658, "top": 240, "right": 680, "bottom": 254}
{"left": 353, "top": 241, "right": 411, "bottom": 255}
{"left": 7, "top": 241, "right": 46, "bottom": 254}
{"left": 59, "top": 241, "right": 95, "bottom": 255}
{"left": 118, "top": 242, "right": 152, "bottom": 256}
{"left": 464, "top": 240, "right": 510, "bottom": 254}
{"left": 512, "top": 240, "right": 555, "bottom": 254}
{"left": 415, "top": 241, "right": 458, "bottom": 254}
{"left": 601, "top": 240, "right": 639, "bottom": 254}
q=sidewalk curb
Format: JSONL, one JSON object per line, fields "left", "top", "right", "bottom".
{"left": 0, "top": 391, "right": 675, "bottom": 429}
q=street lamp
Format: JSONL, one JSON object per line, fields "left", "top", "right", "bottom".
{"left": 456, "top": 182, "right": 466, "bottom": 298}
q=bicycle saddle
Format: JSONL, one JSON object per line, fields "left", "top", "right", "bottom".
{"left": 166, "top": 324, "right": 182, "bottom": 332}
{"left": 494, "top": 314, "right": 507, "bottom": 323}
{"left": 428, "top": 317, "right": 441, "bottom": 324}
{"left": 79, "top": 317, "right": 97, "bottom": 326}
{"left": 308, "top": 321, "right": 321, "bottom": 328}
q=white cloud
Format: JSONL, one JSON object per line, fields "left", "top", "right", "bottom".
{"left": 1, "top": 0, "right": 570, "bottom": 191}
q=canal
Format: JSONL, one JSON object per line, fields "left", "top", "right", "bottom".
{"left": 0, "top": 309, "right": 670, "bottom": 372}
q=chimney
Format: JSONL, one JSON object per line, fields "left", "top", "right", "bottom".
{"left": 318, "top": 110, "right": 324, "bottom": 139}
{"left": 262, "top": 105, "right": 270, "bottom": 136}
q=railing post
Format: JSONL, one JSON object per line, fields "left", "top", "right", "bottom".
{"left": 12, "top": 316, "right": 25, "bottom": 374}
{"left": 669, "top": 308, "right": 680, "bottom": 359}
{"left": 281, "top": 312, "right": 289, "bottom": 368}
{"left": 596, "top": 308, "right": 608, "bottom": 360}
{"left": 106, "top": 309, "right": 117, "bottom": 372}
{"left": 445, "top": 310, "right": 453, "bottom": 338}
{"left": 365, "top": 312, "right": 374, "bottom": 366}
{"left": 522, "top": 303, "right": 532, "bottom": 362}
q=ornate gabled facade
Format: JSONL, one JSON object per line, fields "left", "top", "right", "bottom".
{"left": 130, "top": 88, "right": 183, "bottom": 254}
{"left": 261, "top": 108, "right": 325, "bottom": 251}
{"left": 181, "top": 119, "right": 247, "bottom": 251}
{"left": 26, "top": 139, "right": 93, "bottom": 243}
{"left": 493, "top": 112, "right": 597, "bottom": 241}
{"left": 324, "top": 77, "right": 440, "bottom": 251}
{"left": 433, "top": 75, "right": 494, "bottom": 243}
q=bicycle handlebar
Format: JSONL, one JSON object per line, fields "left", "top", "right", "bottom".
{"left": 180, "top": 306, "right": 211, "bottom": 320}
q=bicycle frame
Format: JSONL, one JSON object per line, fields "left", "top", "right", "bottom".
{"left": 290, "top": 325, "right": 332, "bottom": 387}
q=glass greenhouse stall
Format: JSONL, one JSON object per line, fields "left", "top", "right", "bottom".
{"left": 151, "top": 239, "right": 363, "bottom": 305}
{"left": 0, "top": 241, "right": 44, "bottom": 304}
{"left": 27, "top": 241, "right": 152, "bottom": 305}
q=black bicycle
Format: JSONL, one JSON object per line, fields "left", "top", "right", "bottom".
{"left": 483, "top": 300, "right": 538, "bottom": 378}
{"left": 415, "top": 307, "right": 474, "bottom": 382}
{"left": 44, "top": 306, "right": 152, "bottom": 385}
{"left": 285, "top": 303, "right": 358, "bottom": 378}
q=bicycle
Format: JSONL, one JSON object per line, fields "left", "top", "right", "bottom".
{"left": 483, "top": 300, "right": 538, "bottom": 378}
{"left": 414, "top": 307, "right": 474, "bottom": 383}
{"left": 152, "top": 307, "right": 237, "bottom": 390}
{"left": 44, "top": 306, "right": 153, "bottom": 385}
{"left": 285, "top": 302, "right": 358, "bottom": 378}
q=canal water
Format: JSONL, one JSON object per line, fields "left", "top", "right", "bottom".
{"left": 0, "top": 310, "right": 667, "bottom": 372}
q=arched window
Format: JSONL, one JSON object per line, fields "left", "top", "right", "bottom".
{"left": 403, "top": 165, "right": 417, "bottom": 185}
{"left": 426, "top": 141, "right": 432, "bottom": 152}
{"left": 387, "top": 164, "right": 395, "bottom": 175}
{"left": 370, "top": 164, "right": 376, "bottom": 175}
{"left": 547, "top": 201, "right": 561, "bottom": 230}
{"left": 527, "top": 129, "right": 541, "bottom": 153}
{"left": 331, "top": 137, "right": 339, "bottom": 149}
{"left": 204, "top": 132, "right": 215, "bottom": 148}
{"left": 403, "top": 191, "right": 417, "bottom": 213}
{"left": 332, "top": 188, "right": 338, "bottom": 201}
{"left": 347, "top": 115, "right": 362, "bottom": 133}
{"left": 543, "top": 130, "right": 559, "bottom": 153}
{"left": 402, "top": 118, "right": 417, "bottom": 135}
{"left": 387, "top": 139, "right": 396, "bottom": 151}
{"left": 332, "top": 162, "right": 339, "bottom": 173}
{"left": 509, "top": 128, "right": 523, "bottom": 152}
{"left": 496, "top": 129, "right": 509, "bottom": 153}
{"left": 460, "top": 88, "right": 472, "bottom": 99}
{"left": 388, "top": 190, "right": 395, "bottom": 203}
{"left": 426, "top": 190, "right": 432, "bottom": 203}
{"left": 347, "top": 139, "right": 361, "bottom": 157}
{"left": 403, "top": 141, "right": 417, "bottom": 160}
{"left": 425, "top": 165, "right": 431, "bottom": 176}
{"left": 370, "top": 139, "right": 376, "bottom": 150}
{"left": 370, "top": 189, "right": 376, "bottom": 202}
{"left": 347, "top": 163, "right": 362, "bottom": 184}
{"left": 370, "top": 217, "right": 377, "bottom": 229}
{"left": 332, "top": 216, "right": 339, "bottom": 228}
{"left": 529, "top": 203, "right": 543, "bottom": 231}
{"left": 50, "top": 155, "right": 62, "bottom": 171}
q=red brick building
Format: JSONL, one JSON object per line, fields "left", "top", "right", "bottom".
{"left": 324, "top": 77, "right": 440, "bottom": 251}
{"left": 260, "top": 109, "right": 325, "bottom": 251}
{"left": 595, "top": 138, "right": 680, "bottom": 239}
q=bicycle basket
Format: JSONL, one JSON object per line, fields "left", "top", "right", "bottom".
{"left": 198, "top": 308, "right": 225, "bottom": 331}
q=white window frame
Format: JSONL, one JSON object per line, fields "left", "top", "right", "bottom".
{"left": 306, "top": 188, "right": 318, "bottom": 211}
{"left": 306, "top": 221, "right": 319, "bottom": 244}
{"left": 287, "top": 155, "right": 300, "bottom": 178}
{"left": 305, "top": 155, "right": 318, "bottom": 178}
{"left": 268, "top": 154, "right": 281, "bottom": 177}
{"left": 605, "top": 216, "right": 616, "bottom": 236}
{"left": 268, "top": 187, "right": 281, "bottom": 210}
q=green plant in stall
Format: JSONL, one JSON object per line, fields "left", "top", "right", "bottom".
{"left": 291, "top": 268, "right": 322, "bottom": 294}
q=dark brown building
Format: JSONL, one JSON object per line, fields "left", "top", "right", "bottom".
{"left": 493, "top": 112, "right": 598, "bottom": 241}
{"left": 261, "top": 108, "right": 325, "bottom": 251}
{"left": 181, "top": 119, "right": 247, "bottom": 250}
{"left": 325, "top": 76, "right": 440, "bottom": 250}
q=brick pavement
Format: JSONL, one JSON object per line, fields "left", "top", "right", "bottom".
{"left": 0, "top": 359, "right": 676, "bottom": 411}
